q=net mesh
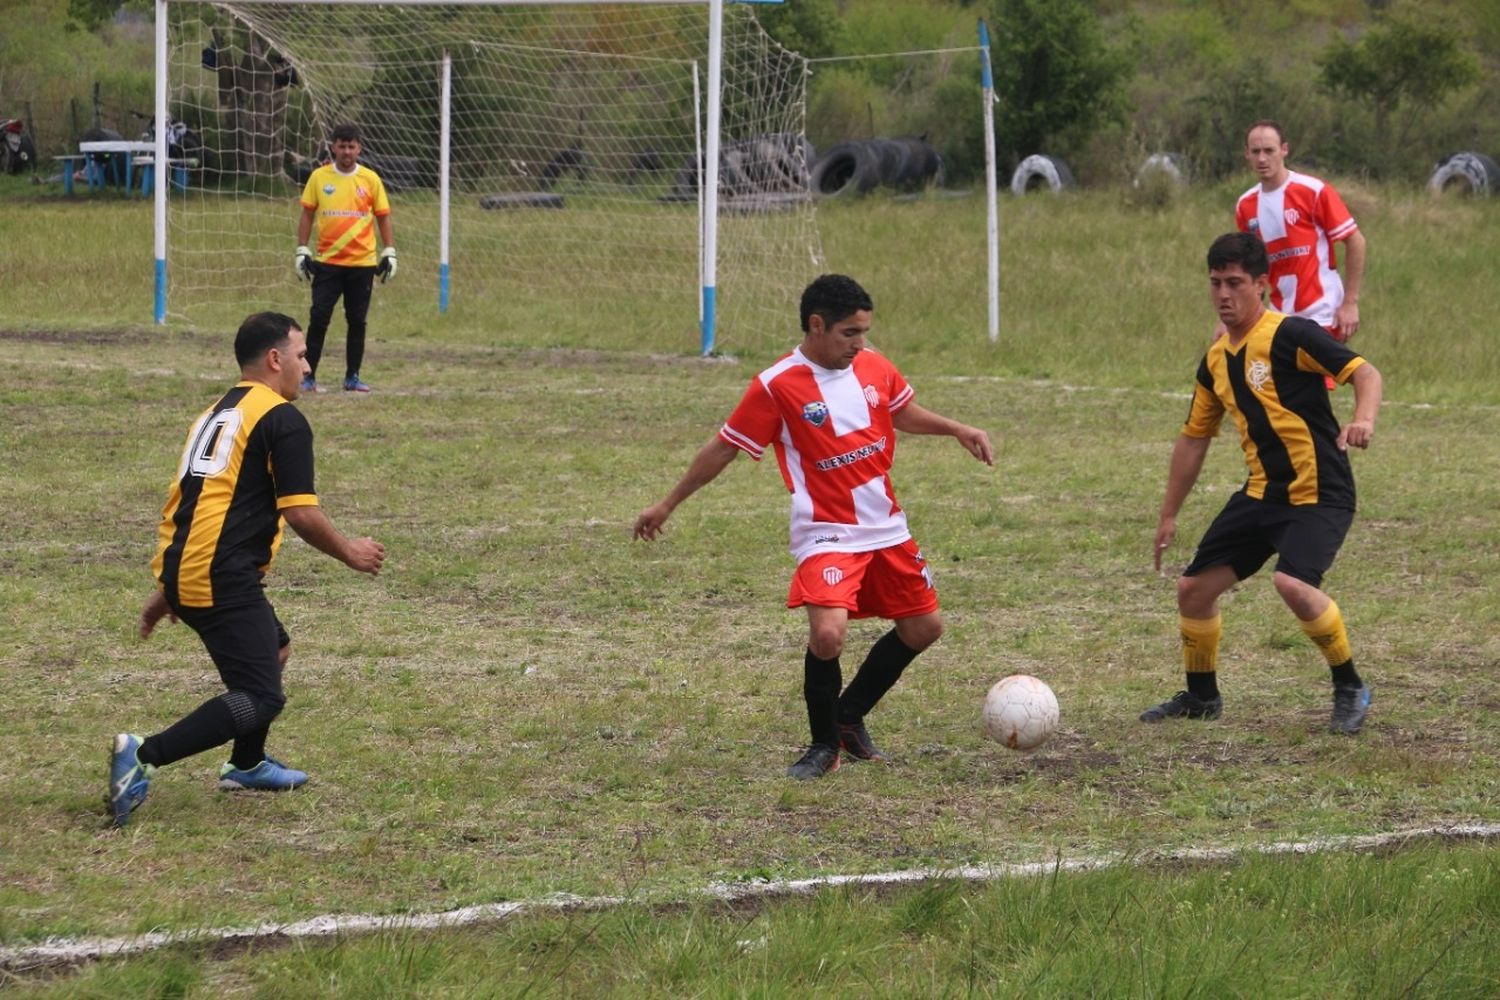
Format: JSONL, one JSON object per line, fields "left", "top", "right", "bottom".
{"left": 164, "top": 2, "right": 823, "bottom": 353}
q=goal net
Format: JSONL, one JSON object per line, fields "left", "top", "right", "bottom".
{"left": 161, "top": 1, "right": 822, "bottom": 355}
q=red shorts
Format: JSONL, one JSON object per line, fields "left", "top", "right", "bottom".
{"left": 787, "top": 538, "right": 938, "bottom": 620}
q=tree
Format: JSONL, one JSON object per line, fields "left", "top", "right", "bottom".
{"left": 754, "top": 0, "right": 842, "bottom": 61}
{"left": 987, "top": 0, "right": 1132, "bottom": 165}
{"left": 1318, "top": 10, "right": 1478, "bottom": 149}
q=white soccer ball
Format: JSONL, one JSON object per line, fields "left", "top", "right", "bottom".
{"left": 982, "top": 674, "right": 1060, "bottom": 750}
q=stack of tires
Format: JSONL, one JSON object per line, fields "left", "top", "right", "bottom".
{"left": 808, "top": 136, "right": 942, "bottom": 198}
{"left": 1428, "top": 152, "right": 1500, "bottom": 197}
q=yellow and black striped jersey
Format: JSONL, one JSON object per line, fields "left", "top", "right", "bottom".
{"left": 1184, "top": 311, "right": 1367, "bottom": 508}
{"left": 152, "top": 382, "right": 319, "bottom": 608}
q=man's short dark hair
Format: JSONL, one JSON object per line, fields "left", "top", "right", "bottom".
{"left": 800, "top": 274, "right": 873, "bottom": 333}
{"left": 1245, "top": 119, "right": 1286, "bottom": 146}
{"left": 235, "top": 311, "right": 301, "bottom": 366}
{"left": 1207, "top": 232, "right": 1269, "bottom": 278}
{"left": 330, "top": 123, "right": 362, "bottom": 144}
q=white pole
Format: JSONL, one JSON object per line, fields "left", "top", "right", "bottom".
{"left": 978, "top": 19, "right": 999, "bottom": 344}
{"left": 692, "top": 61, "right": 703, "bottom": 328}
{"left": 153, "top": 0, "right": 169, "bottom": 323}
{"left": 439, "top": 51, "right": 452, "bottom": 313}
{"left": 700, "top": 0, "right": 722, "bottom": 355}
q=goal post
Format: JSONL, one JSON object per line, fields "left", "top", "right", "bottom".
{"left": 152, "top": 0, "right": 820, "bottom": 356}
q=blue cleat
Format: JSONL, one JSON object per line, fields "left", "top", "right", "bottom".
{"left": 107, "top": 733, "right": 154, "bottom": 828}
{"left": 299, "top": 376, "right": 319, "bottom": 393}
{"left": 342, "top": 374, "right": 371, "bottom": 393}
{"left": 218, "top": 756, "right": 309, "bottom": 791}
{"left": 1330, "top": 684, "right": 1371, "bottom": 735}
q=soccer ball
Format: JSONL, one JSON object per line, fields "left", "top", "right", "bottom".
{"left": 982, "top": 674, "right": 1060, "bottom": 750}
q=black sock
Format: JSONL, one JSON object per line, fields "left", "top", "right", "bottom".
{"left": 839, "top": 629, "right": 920, "bottom": 723}
{"left": 1186, "top": 671, "right": 1219, "bottom": 701}
{"left": 231, "top": 728, "right": 269, "bottom": 771}
{"left": 139, "top": 696, "right": 237, "bottom": 769}
{"left": 1330, "top": 660, "right": 1362, "bottom": 689}
{"left": 803, "top": 650, "right": 842, "bottom": 749}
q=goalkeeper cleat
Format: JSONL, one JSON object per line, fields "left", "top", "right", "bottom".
{"left": 1139, "top": 689, "right": 1222, "bottom": 723}
{"left": 107, "top": 733, "right": 154, "bottom": 828}
{"left": 838, "top": 720, "right": 889, "bottom": 762}
{"left": 343, "top": 374, "right": 371, "bottom": 393}
{"left": 786, "top": 743, "right": 841, "bottom": 780}
{"left": 300, "top": 376, "right": 319, "bottom": 394}
{"left": 218, "top": 756, "right": 308, "bottom": 791}
{"left": 1329, "top": 684, "right": 1371, "bottom": 735}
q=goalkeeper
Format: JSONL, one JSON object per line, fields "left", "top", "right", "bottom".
{"left": 295, "top": 122, "right": 397, "bottom": 393}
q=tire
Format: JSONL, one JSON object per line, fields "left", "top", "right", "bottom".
{"left": 1009, "top": 153, "right": 1074, "bottom": 195}
{"left": 478, "top": 192, "right": 565, "bottom": 209}
{"left": 867, "top": 138, "right": 912, "bottom": 188}
{"left": 892, "top": 136, "right": 941, "bottom": 190}
{"left": 1134, "top": 152, "right": 1189, "bottom": 188}
{"left": 809, "top": 140, "right": 881, "bottom": 198}
{"left": 1427, "top": 152, "right": 1500, "bottom": 197}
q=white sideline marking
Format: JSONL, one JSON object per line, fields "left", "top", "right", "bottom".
{"left": 3, "top": 823, "right": 1496, "bottom": 971}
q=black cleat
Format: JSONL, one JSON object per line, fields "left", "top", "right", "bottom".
{"left": 1329, "top": 684, "right": 1371, "bottom": 735}
{"left": 786, "top": 743, "right": 841, "bottom": 780}
{"left": 1140, "top": 690, "right": 1222, "bottom": 723}
{"left": 838, "top": 721, "right": 889, "bottom": 762}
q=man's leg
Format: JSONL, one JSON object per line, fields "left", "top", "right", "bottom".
{"left": 785, "top": 604, "right": 847, "bottom": 780}
{"left": 305, "top": 266, "right": 344, "bottom": 383}
{"left": 1274, "top": 573, "right": 1368, "bottom": 734}
{"left": 1141, "top": 565, "right": 1236, "bottom": 722}
{"left": 340, "top": 267, "right": 375, "bottom": 386}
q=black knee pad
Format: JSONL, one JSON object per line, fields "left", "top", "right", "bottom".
{"left": 219, "top": 689, "right": 285, "bottom": 735}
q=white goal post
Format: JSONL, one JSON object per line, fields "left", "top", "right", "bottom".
{"left": 151, "top": 0, "right": 821, "bottom": 355}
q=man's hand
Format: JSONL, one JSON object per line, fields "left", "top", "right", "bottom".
{"left": 345, "top": 537, "right": 386, "bottom": 575}
{"left": 633, "top": 502, "right": 673, "bottom": 541}
{"left": 1153, "top": 516, "right": 1177, "bottom": 573}
{"left": 1337, "top": 419, "right": 1374, "bottom": 451}
{"left": 1333, "top": 301, "right": 1359, "bottom": 342}
{"left": 956, "top": 425, "right": 994, "bottom": 466}
{"left": 376, "top": 247, "right": 398, "bottom": 283}
{"left": 294, "top": 245, "right": 313, "bottom": 282}
{"left": 139, "top": 589, "right": 177, "bottom": 639}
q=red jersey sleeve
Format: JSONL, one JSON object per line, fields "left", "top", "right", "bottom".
{"left": 719, "top": 379, "right": 783, "bottom": 461}
{"left": 1315, "top": 183, "right": 1357, "bottom": 243}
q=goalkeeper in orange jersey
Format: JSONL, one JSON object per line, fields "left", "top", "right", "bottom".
{"left": 295, "top": 123, "right": 396, "bottom": 393}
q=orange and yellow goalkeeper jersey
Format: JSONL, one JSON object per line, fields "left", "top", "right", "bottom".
{"left": 299, "top": 163, "right": 390, "bottom": 267}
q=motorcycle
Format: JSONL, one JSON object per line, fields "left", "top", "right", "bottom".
{"left": 1, "top": 117, "right": 36, "bottom": 175}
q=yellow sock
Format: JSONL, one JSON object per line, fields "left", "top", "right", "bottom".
{"left": 1179, "top": 613, "right": 1222, "bottom": 674}
{"left": 1300, "top": 600, "right": 1353, "bottom": 666}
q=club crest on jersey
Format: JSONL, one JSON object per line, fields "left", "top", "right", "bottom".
{"left": 322, "top": 183, "right": 336, "bottom": 195}
{"left": 863, "top": 384, "right": 880, "bottom": 407}
{"left": 1284, "top": 208, "right": 1301, "bottom": 225}
{"left": 1247, "top": 218, "right": 1260, "bottom": 233}
{"left": 822, "top": 566, "right": 844, "bottom": 586}
{"left": 1247, "top": 358, "right": 1272, "bottom": 392}
{"left": 802, "top": 401, "right": 829, "bottom": 427}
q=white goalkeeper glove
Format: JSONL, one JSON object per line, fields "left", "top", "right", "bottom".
{"left": 294, "top": 245, "right": 313, "bottom": 282}
{"left": 377, "top": 246, "right": 398, "bottom": 283}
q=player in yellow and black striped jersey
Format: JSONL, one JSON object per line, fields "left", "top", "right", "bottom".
{"left": 1145, "top": 232, "right": 1384, "bottom": 737}
{"left": 106, "top": 312, "right": 386, "bottom": 828}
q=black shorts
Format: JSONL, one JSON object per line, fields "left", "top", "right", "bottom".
{"left": 1184, "top": 491, "right": 1353, "bottom": 588}
{"left": 173, "top": 596, "right": 290, "bottom": 702}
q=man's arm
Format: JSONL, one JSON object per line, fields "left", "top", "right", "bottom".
{"left": 1154, "top": 433, "right": 1213, "bottom": 571}
{"left": 378, "top": 213, "right": 394, "bottom": 249}
{"left": 1337, "top": 360, "right": 1382, "bottom": 451}
{"left": 281, "top": 504, "right": 385, "bottom": 574}
{"left": 296, "top": 205, "right": 316, "bottom": 247}
{"left": 891, "top": 402, "right": 994, "bottom": 466}
{"left": 1334, "top": 228, "right": 1366, "bottom": 342}
{"left": 633, "top": 437, "right": 740, "bottom": 541}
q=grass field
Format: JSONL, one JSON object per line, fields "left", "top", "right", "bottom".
{"left": 1, "top": 177, "right": 1498, "bottom": 993}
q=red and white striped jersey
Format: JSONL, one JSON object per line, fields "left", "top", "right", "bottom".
{"left": 1235, "top": 171, "right": 1358, "bottom": 330}
{"left": 721, "top": 346, "right": 915, "bottom": 563}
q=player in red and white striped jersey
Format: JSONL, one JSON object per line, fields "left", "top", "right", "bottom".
{"left": 1236, "top": 120, "right": 1367, "bottom": 343}
{"left": 634, "top": 275, "right": 993, "bottom": 779}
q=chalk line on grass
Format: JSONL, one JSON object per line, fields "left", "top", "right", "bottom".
{"left": 3, "top": 822, "right": 1496, "bottom": 972}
